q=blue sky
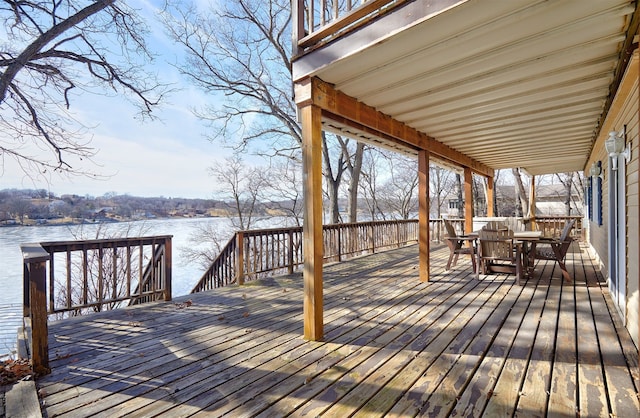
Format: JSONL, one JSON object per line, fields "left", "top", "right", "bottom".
{"left": 1, "top": 0, "right": 234, "bottom": 199}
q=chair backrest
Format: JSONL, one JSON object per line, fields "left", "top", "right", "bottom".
{"left": 559, "top": 219, "right": 576, "bottom": 242}
{"left": 484, "top": 220, "right": 507, "bottom": 231}
{"left": 479, "top": 226, "right": 514, "bottom": 260}
{"left": 443, "top": 219, "right": 458, "bottom": 238}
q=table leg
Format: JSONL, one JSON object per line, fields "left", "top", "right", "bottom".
{"left": 551, "top": 243, "right": 571, "bottom": 282}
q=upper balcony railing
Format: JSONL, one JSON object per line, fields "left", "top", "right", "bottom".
{"left": 292, "top": 0, "right": 405, "bottom": 55}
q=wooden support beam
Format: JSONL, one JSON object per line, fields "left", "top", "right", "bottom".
{"left": 464, "top": 167, "right": 473, "bottom": 234}
{"left": 487, "top": 175, "right": 495, "bottom": 217}
{"left": 295, "top": 77, "right": 494, "bottom": 178}
{"left": 301, "top": 104, "right": 324, "bottom": 341}
{"left": 418, "top": 149, "right": 430, "bottom": 282}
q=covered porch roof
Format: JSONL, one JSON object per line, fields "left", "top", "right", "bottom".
{"left": 292, "top": 0, "right": 638, "bottom": 176}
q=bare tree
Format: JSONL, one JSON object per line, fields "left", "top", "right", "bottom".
{"left": 429, "top": 165, "right": 455, "bottom": 217}
{"left": 210, "top": 156, "right": 266, "bottom": 231}
{"left": 512, "top": 168, "right": 529, "bottom": 216}
{"left": 360, "top": 149, "right": 386, "bottom": 220}
{"left": 181, "top": 221, "right": 228, "bottom": 270}
{"left": 493, "top": 169, "right": 502, "bottom": 215}
{"left": 264, "top": 157, "right": 304, "bottom": 226}
{"left": 344, "top": 141, "right": 366, "bottom": 222}
{"left": 162, "top": 0, "right": 365, "bottom": 223}
{"left": 555, "top": 172, "right": 576, "bottom": 216}
{"left": 571, "top": 172, "right": 585, "bottom": 216}
{"left": 8, "top": 198, "right": 32, "bottom": 224}
{"left": 0, "top": 1, "right": 165, "bottom": 176}
{"left": 181, "top": 156, "right": 266, "bottom": 269}
{"left": 379, "top": 154, "right": 418, "bottom": 220}
{"left": 455, "top": 173, "right": 463, "bottom": 218}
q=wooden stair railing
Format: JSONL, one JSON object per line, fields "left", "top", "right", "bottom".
{"left": 190, "top": 234, "right": 238, "bottom": 293}
{"left": 130, "top": 238, "right": 173, "bottom": 305}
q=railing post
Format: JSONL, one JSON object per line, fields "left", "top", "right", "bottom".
{"left": 164, "top": 237, "right": 172, "bottom": 302}
{"left": 21, "top": 244, "right": 51, "bottom": 375}
{"left": 236, "top": 232, "right": 245, "bottom": 285}
{"left": 370, "top": 223, "right": 375, "bottom": 253}
{"left": 287, "top": 230, "right": 295, "bottom": 274}
{"left": 292, "top": 0, "right": 305, "bottom": 56}
{"left": 337, "top": 227, "right": 342, "bottom": 261}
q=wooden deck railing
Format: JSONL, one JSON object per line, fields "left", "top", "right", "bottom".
{"left": 21, "top": 236, "right": 172, "bottom": 374}
{"left": 191, "top": 219, "right": 460, "bottom": 293}
{"left": 533, "top": 215, "right": 583, "bottom": 239}
{"left": 293, "top": 0, "right": 403, "bottom": 54}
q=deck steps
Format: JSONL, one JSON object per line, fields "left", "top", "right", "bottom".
{"left": 2, "top": 380, "right": 41, "bottom": 418}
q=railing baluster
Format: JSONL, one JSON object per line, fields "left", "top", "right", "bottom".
{"left": 164, "top": 237, "right": 172, "bottom": 301}
{"left": 112, "top": 243, "right": 118, "bottom": 302}
{"left": 126, "top": 245, "right": 132, "bottom": 299}
{"left": 98, "top": 246, "right": 104, "bottom": 310}
{"left": 237, "top": 232, "right": 245, "bottom": 285}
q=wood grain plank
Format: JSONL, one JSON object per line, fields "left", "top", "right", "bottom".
{"left": 432, "top": 277, "right": 534, "bottom": 417}
{"left": 546, "top": 272, "right": 577, "bottom": 416}
{"left": 59, "top": 250, "right": 429, "bottom": 417}
{"left": 483, "top": 272, "right": 550, "bottom": 416}
{"left": 255, "top": 268, "right": 480, "bottom": 417}
{"left": 587, "top": 257, "right": 640, "bottom": 417}
{"left": 353, "top": 275, "right": 511, "bottom": 417}
{"left": 515, "top": 261, "right": 560, "bottom": 418}
{"left": 573, "top": 249, "right": 608, "bottom": 417}
{"left": 320, "top": 274, "right": 496, "bottom": 416}
{"left": 166, "top": 266, "right": 449, "bottom": 417}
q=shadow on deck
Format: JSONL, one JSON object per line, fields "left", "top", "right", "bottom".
{"left": 36, "top": 243, "right": 639, "bottom": 417}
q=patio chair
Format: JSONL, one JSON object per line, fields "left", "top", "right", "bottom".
{"left": 476, "top": 224, "right": 523, "bottom": 285}
{"left": 443, "top": 219, "right": 476, "bottom": 272}
{"left": 534, "top": 219, "right": 575, "bottom": 282}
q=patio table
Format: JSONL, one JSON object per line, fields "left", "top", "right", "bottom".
{"left": 514, "top": 231, "right": 543, "bottom": 278}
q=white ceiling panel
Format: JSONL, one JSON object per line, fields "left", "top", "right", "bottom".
{"left": 298, "top": 0, "right": 636, "bottom": 175}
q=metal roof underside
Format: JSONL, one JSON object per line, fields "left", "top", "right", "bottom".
{"left": 298, "top": 0, "right": 636, "bottom": 176}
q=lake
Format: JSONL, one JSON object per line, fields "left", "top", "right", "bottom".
{"left": 0, "top": 217, "right": 243, "bottom": 358}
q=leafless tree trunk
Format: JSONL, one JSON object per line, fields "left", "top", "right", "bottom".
{"left": 429, "top": 166, "right": 455, "bottom": 218}
{"left": 1, "top": 1, "right": 164, "bottom": 176}
{"left": 493, "top": 170, "right": 501, "bottom": 215}
{"left": 209, "top": 156, "right": 266, "bottom": 231}
{"left": 379, "top": 154, "right": 418, "bottom": 220}
{"left": 455, "top": 174, "right": 464, "bottom": 218}
{"left": 264, "top": 158, "right": 304, "bottom": 226}
{"left": 512, "top": 168, "right": 529, "bottom": 217}
{"left": 555, "top": 172, "right": 575, "bottom": 216}
{"left": 345, "top": 141, "right": 366, "bottom": 223}
{"left": 163, "top": 0, "right": 366, "bottom": 224}
{"left": 571, "top": 172, "right": 585, "bottom": 216}
{"left": 360, "top": 150, "right": 386, "bottom": 220}
{"left": 322, "top": 134, "right": 346, "bottom": 223}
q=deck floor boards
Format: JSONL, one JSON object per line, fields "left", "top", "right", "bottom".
{"left": 35, "top": 243, "right": 639, "bottom": 417}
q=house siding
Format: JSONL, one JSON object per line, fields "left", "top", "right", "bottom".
{"left": 589, "top": 64, "right": 639, "bottom": 348}
{"left": 626, "top": 81, "right": 639, "bottom": 348}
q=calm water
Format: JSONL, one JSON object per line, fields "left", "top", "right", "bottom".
{"left": 0, "top": 217, "right": 238, "bottom": 358}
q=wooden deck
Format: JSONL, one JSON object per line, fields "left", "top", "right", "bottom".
{"left": 36, "top": 243, "right": 639, "bottom": 417}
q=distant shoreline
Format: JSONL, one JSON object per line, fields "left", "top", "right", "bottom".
{"left": 0, "top": 214, "right": 223, "bottom": 228}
